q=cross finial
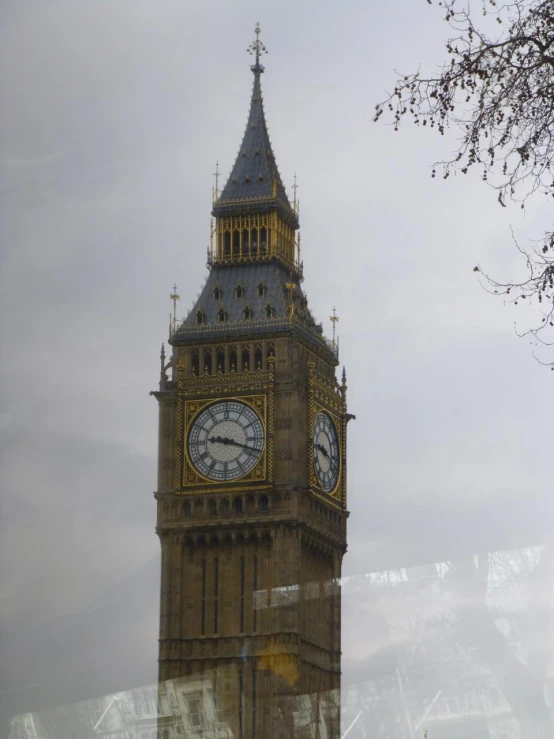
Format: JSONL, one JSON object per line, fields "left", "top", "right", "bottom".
{"left": 330, "top": 306, "right": 339, "bottom": 351}
{"left": 213, "top": 161, "right": 220, "bottom": 201}
{"left": 292, "top": 173, "right": 299, "bottom": 214}
{"left": 248, "top": 22, "right": 267, "bottom": 74}
{"left": 170, "top": 284, "right": 180, "bottom": 330}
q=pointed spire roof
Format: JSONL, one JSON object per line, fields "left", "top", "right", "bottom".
{"left": 212, "top": 24, "right": 298, "bottom": 229}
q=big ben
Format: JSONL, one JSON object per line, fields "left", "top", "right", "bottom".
{"left": 153, "top": 25, "right": 350, "bottom": 738}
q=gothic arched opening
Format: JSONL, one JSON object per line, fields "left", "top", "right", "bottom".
{"left": 255, "top": 345, "right": 263, "bottom": 368}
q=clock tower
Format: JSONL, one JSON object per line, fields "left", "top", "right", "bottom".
{"left": 153, "top": 26, "right": 350, "bottom": 738}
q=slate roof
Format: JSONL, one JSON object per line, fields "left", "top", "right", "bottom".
{"left": 172, "top": 261, "right": 334, "bottom": 359}
{"left": 212, "top": 66, "right": 298, "bottom": 229}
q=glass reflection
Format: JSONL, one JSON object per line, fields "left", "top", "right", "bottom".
{"left": 8, "top": 546, "right": 553, "bottom": 739}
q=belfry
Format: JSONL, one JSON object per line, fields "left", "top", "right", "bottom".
{"left": 153, "top": 25, "right": 350, "bottom": 738}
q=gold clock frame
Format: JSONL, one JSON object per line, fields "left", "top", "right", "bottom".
{"left": 307, "top": 362, "right": 347, "bottom": 510}
{"left": 177, "top": 393, "right": 272, "bottom": 492}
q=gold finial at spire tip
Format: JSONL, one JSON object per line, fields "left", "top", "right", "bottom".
{"left": 248, "top": 22, "right": 267, "bottom": 71}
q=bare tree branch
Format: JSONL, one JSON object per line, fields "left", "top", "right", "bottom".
{"left": 375, "top": 0, "right": 554, "bottom": 366}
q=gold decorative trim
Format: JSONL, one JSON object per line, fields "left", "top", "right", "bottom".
{"left": 175, "top": 392, "right": 184, "bottom": 492}
{"left": 310, "top": 488, "right": 343, "bottom": 511}
{"left": 307, "top": 362, "right": 316, "bottom": 491}
{"left": 312, "top": 375, "right": 344, "bottom": 415}
{"left": 341, "top": 406, "right": 347, "bottom": 510}
{"left": 267, "top": 355, "right": 275, "bottom": 484}
{"left": 178, "top": 369, "right": 272, "bottom": 394}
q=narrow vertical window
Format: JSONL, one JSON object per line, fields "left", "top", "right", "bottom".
{"left": 251, "top": 665, "right": 257, "bottom": 737}
{"left": 188, "top": 697, "right": 203, "bottom": 728}
{"left": 214, "top": 557, "right": 219, "bottom": 634}
{"left": 201, "top": 558, "right": 206, "bottom": 636}
{"left": 240, "top": 555, "right": 245, "bottom": 633}
{"left": 254, "top": 345, "right": 262, "bottom": 368}
{"left": 238, "top": 666, "right": 244, "bottom": 739}
{"left": 253, "top": 555, "right": 258, "bottom": 632}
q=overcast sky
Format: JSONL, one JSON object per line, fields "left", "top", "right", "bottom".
{"left": 1, "top": 0, "right": 553, "bottom": 734}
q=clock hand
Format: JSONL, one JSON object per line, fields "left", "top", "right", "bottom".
{"left": 316, "top": 443, "right": 330, "bottom": 459}
{"left": 208, "top": 436, "right": 260, "bottom": 451}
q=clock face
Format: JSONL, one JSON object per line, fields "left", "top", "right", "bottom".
{"left": 188, "top": 400, "right": 265, "bottom": 482}
{"left": 313, "top": 411, "right": 340, "bottom": 493}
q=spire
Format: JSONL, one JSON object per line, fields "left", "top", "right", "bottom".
{"left": 213, "top": 24, "right": 298, "bottom": 229}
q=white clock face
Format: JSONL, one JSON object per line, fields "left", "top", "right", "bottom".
{"left": 313, "top": 411, "right": 340, "bottom": 493}
{"left": 188, "top": 400, "right": 265, "bottom": 481}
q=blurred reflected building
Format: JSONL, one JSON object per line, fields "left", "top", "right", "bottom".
{"left": 9, "top": 548, "right": 552, "bottom": 738}
{"left": 150, "top": 24, "right": 350, "bottom": 739}
{"left": 338, "top": 547, "right": 553, "bottom": 739}
{"left": 8, "top": 676, "right": 341, "bottom": 739}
